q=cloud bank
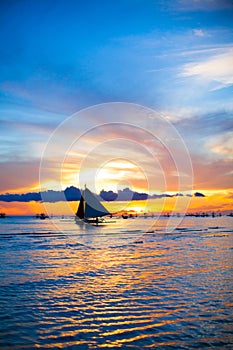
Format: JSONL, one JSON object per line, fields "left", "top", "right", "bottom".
{"left": 0, "top": 186, "right": 204, "bottom": 203}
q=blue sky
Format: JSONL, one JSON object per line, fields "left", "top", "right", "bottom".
{"left": 0, "top": 0, "right": 233, "bottom": 198}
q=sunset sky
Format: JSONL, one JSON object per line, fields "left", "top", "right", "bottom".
{"left": 0, "top": 0, "right": 233, "bottom": 215}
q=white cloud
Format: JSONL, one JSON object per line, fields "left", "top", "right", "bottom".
{"left": 193, "top": 29, "right": 205, "bottom": 37}
{"left": 205, "top": 132, "right": 233, "bottom": 159}
{"left": 180, "top": 48, "right": 233, "bottom": 90}
{"left": 178, "top": 44, "right": 233, "bottom": 57}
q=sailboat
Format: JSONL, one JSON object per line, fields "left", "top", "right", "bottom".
{"left": 75, "top": 187, "right": 112, "bottom": 225}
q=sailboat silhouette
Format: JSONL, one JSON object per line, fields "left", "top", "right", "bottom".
{"left": 75, "top": 186, "right": 111, "bottom": 225}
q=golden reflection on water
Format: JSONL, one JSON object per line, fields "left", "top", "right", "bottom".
{"left": 0, "top": 216, "right": 232, "bottom": 349}
{"left": 28, "top": 243, "right": 173, "bottom": 288}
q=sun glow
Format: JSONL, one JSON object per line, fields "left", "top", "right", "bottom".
{"left": 95, "top": 159, "right": 149, "bottom": 194}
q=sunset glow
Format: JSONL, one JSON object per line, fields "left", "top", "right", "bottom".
{"left": 0, "top": 1, "right": 232, "bottom": 216}
{"left": 95, "top": 159, "right": 148, "bottom": 193}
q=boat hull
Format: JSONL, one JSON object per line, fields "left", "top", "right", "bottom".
{"left": 75, "top": 216, "right": 115, "bottom": 226}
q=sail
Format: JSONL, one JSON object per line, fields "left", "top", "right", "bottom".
{"left": 76, "top": 194, "right": 85, "bottom": 219}
{"left": 83, "top": 188, "right": 110, "bottom": 218}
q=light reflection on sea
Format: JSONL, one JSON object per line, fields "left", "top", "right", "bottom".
{"left": 0, "top": 216, "right": 233, "bottom": 349}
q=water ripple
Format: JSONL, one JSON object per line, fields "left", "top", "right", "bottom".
{"left": 0, "top": 216, "right": 233, "bottom": 348}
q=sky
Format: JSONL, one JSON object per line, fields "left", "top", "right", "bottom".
{"left": 0, "top": 0, "right": 233, "bottom": 215}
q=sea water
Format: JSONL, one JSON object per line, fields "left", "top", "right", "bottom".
{"left": 0, "top": 216, "right": 232, "bottom": 349}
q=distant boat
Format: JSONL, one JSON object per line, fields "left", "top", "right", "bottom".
{"left": 75, "top": 187, "right": 113, "bottom": 225}
{"left": 122, "top": 214, "right": 128, "bottom": 219}
{"left": 0, "top": 212, "right": 6, "bottom": 219}
{"left": 36, "top": 213, "right": 49, "bottom": 220}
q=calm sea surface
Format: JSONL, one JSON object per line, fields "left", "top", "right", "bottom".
{"left": 0, "top": 216, "right": 232, "bottom": 349}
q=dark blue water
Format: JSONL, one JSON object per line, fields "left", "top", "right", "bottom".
{"left": 0, "top": 216, "right": 233, "bottom": 349}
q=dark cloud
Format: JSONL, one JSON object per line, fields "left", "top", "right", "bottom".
{"left": 0, "top": 187, "right": 196, "bottom": 202}
{"left": 175, "top": 110, "right": 233, "bottom": 138}
{"left": 100, "top": 190, "right": 118, "bottom": 201}
{"left": 194, "top": 192, "right": 205, "bottom": 197}
{"left": 0, "top": 192, "right": 41, "bottom": 202}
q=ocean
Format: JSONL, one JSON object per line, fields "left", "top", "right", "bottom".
{"left": 0, "top": 215, "right": 232, "bottom": 349}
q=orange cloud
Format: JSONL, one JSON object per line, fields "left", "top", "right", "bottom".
{"left": 192, "top": 157, "right": 233, "bottom": 190}
{"left": 0, "top": 160, "right": 40, "bottom": 193}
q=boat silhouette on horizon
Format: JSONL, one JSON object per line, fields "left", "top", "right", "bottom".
{"left": 36, "top": 213, "right": 49, "bottom": 220}
{"left": 75, "top": 186, "right": 114, "bottom": 225}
